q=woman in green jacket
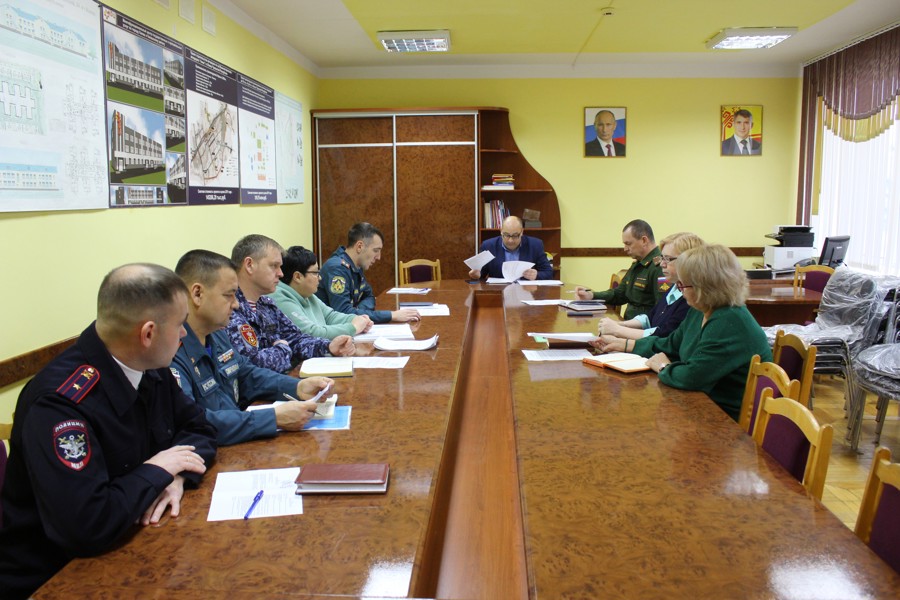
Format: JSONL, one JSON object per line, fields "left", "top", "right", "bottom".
{"left": 270, "top": 246, "right": 372, "bottom": 339}
{"left": 619, "top": 244, "right": 771, "bottom": 421}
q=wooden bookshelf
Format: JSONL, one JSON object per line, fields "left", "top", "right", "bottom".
{"left": 478, "top": 109, "right": 561, "bottom": 270}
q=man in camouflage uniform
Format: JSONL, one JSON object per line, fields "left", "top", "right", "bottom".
{"left": 316, "top": 222, "right": 419, "bottom": 324}
{"left": 576, "top": 219, "right": 664, "bottom": 320}
{"left": 226, "top": 234, "right": 355, "bottom": 374}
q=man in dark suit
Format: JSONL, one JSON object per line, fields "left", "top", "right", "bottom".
{"left": 469, "top": 216, "right": 554, "bottom": 280}
{"left": 722, "top": 109, "right": 762, "bottom": 155}
{"left": 585, "top": 109, "right": 625, "bottom": 157}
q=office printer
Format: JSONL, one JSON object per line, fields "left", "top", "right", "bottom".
{"left": 763, "top": 225, "right": 817, "bottom": 270}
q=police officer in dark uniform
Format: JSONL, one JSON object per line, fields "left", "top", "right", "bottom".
{"left": 576, "top": 219, "right": 664, "bottom": 320}
{"left": 0, "top": 264, "right": 217, "bottom": 600}
{"left": 316, "top": 222, "right": 419, "bottom": 324}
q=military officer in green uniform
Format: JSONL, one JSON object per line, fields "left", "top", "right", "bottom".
{"left": 316, "top": 222, "right": 419, "bottom": 324}
{"left": 576, "top": 219, "right": 664, "bottom": 320}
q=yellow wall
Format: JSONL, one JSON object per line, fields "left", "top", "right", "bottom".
{"left": 0, "top": 0, "right": 319, "bottom": 419}
{"left": 1, "top": 3, "right": 804, "bottom": 422}
{"left": 317, "top": 77, "right": 802, "bottom": 285}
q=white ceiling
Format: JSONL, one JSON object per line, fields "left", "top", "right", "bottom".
{"left": 209, "top": 0, "right": 900, "bottom": 78}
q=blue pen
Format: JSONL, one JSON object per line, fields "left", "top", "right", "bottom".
{"left": 244, "top": 490, "right": 264, "bottom": 520}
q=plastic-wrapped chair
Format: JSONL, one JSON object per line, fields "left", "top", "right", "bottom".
{"left": 763, "top": 269, "right": 900, "bottom": 449}
{"left": 854, "top": 344, "right": 900, "bottom": 445}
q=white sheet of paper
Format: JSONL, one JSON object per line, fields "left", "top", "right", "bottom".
{"left": 528, "top": 332, "right": 598, "bottom": 342}
{"left": 354, "top": 324, "right": 414, "bottom": 342}
{"left": 502, "top": 261, "right": 534, "bottom": 282}
{"left": 522, "top": 299, "right": 568, "bottom": 306}
{"left": 485, "top": 277, "right": 514, "bottom": 284}
{"left": 207, "top": 468, "right": 302, "bottom": 521}
{"left": 386, "top": 287, "right": 430, "bottom": 295}
{"left": 374, "top": 334, "right": 439, "bottom": 351}
{"left": 521, "top": 349, "right": 593, "bottom": 362}
{"left": 352, "top": 356, "right": 411, "bottom": 369}
{"left": 417, "top": 304, "right": 450, "bottom": 316}
{"left": 464, "top": 250, "right": 494, "bottom": 271}
{"left": 519, "top": 279, "right": 564, "bottom": 286}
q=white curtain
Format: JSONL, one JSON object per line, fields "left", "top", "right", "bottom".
{"left": 817, "top": 120, "right": 900, "bottom": 275}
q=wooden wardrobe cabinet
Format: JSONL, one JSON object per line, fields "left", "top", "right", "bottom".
{"left": 312, "top": 108, "right": 559, "bottom": 294}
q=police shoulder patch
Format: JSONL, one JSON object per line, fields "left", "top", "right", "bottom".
{"left": 53, "top": 420, "right": 91, "bottom": 470}
{"left": 330, "top": 275, "right": 347, "bottom": 294}
{"left": 239, "top": 323, "right": 258, "bottom": 347}
{"left": 56, "top": 365, "right": 100, "bottom": 404}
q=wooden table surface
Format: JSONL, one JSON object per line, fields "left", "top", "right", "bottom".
{"left": 746, "top": 282, "right": 823, "bottom": 327}
{"left": 35, "top": 281, "right": 900, "bottom": 599}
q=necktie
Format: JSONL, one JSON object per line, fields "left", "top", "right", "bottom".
{"left": 606, "top": 143, "right": 612, "bottom": 157}
{"left": 741, "top": 140, "right": 749, "bottom": 155}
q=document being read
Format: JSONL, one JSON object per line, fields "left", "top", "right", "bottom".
{"left": 354, "top": 324, "right": 414, "bottom": 342}
{"left": 486, "top": 261, "right": 534, "bottom": 284}
{"left": 464, "top": 250, "right": 494, "bottom": 272}
{"left": 208, "top": 468, "right": 302, "bottom": 521}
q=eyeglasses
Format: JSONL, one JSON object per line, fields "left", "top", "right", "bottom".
{"left": 675, "top": 281, "right": 693, "bottom": 291}
{"left": 653, "top": 255, "right": 678, "bottom": 266}
{"left": 501, "top": 232, "right": 522, "bottom": 240}
{"left": 306, "top": 270, "right": 320, "bottom": 277}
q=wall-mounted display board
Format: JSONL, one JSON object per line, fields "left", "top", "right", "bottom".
{"left": 0, "top": 0, "right": 303, "bottom": 212}
{"left": 0, "top": 0, "right": 108, "bottom": 212}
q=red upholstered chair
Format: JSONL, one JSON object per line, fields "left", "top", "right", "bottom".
{"left": 606, "top": 269, "right": 627, "bottom": 318}
{"left": 772, "top": 330, "right": 817, "bottom": 409}
{"left": 855, "top": 446, "right": 900, "bottom": 574}
{"left": 793, "top": 264, "right": 835, "bottom": 293}
{"left": 752, "top": 389, "right": 833, "bottom": 501}
{"left": 398, "top": 259, "right": 441, "bottom": 285}
{"left": 738, "top": 355, "right": 800, "bottom": 436}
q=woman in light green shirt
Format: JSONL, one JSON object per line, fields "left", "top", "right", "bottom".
{"left": 269, "top": 246, "right": 372, "bottom": 339}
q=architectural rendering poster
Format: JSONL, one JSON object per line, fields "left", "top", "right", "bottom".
{"left": 238, "top": 73, "right": 277, "bottom": 204}
{"left": 274, "top": 91, "right": 303, "bottom": 204}
{"left": 184, "top": 47, "right": 239, "bottom": 205}
{"left": 0, "top": 0, "right": 108, "bottom": 212}
{"left": 102, "top": 6, "right": 184, "bottom": 206}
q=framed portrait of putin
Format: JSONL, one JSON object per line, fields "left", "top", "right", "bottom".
{"left": 721, "top": 105, "right": 762, "bottom": 156}
{"left": 585, "top": 107, "right": 626, "bottom": 157}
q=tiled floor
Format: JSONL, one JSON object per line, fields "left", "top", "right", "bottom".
{"left": 813, "top": 377, "right": 899, "bottom": 529}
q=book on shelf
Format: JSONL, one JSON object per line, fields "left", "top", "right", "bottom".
{"left": 294, "top": 463, "right": 390, "bottom": 494}
{"left": 298, "top": 356, "right": 354, "bottom": 377}
{"left": 481, "top": 184, "right": 515, "bottom": 190}
{"left": 582, "top": 353, "right": 651, "bottom": 373}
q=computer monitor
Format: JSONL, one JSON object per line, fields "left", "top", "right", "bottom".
{"left": 818, "top": 235, "right": 850, "bottom": 267}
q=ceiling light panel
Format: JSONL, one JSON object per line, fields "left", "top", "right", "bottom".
{"left": 706, "top": 27, "right": 798, "bottom": 50}
{"left": 377, "top": 30, "right": 450, "bottom": 52}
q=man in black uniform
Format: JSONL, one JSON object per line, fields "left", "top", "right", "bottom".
{"left": 0, "top": 264, "right": 217, "bottom": 600}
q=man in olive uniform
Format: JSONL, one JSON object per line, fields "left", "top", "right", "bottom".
{"left": 576, "top": 219, "right": 664, "bottom": 320}
{"left": 316, "top": 222, "right": 419, "bottom": 324}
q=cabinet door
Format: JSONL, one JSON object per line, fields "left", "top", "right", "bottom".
{"left": 396, "top": 145, "right": 476, "bottom": 281}
{"left": 315, "top": 117, "right": 395, "bottom": 295}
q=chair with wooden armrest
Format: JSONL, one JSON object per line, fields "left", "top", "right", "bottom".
{"left": 855, "top": 446, "right": 900, "bottom": 574}
{"left": 772, "top": 330, "right": 817, "bottom": 409}
{"left": 752, "top": 389, "right": 833, "bottom": 501}
{"left": 606, "top": 269, "right": 627, "bottom": 319}
{"left": 739, "top": 354, "right": 801, "bottom": 436}
{"left": 398, "top": 259, "right": 441, "bottom": 286}
{"left": 793, "top": 264, "right": 835, "bottom": 293}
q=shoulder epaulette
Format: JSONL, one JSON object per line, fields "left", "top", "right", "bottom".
{"left": 56, "top": 365, "right": 100, "bottom": 404}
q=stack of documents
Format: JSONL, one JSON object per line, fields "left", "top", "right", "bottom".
{"left": 374, "top": 334, "right": 439, "bottom": 351}
{"left": 354, "top": 323, "right": 414, "bottom": 342}
{"left": 386, "top": 287, "right": 430, "bottom": 294}
{"left": 522, "top": 349, "right": 593, "bottom": 362}
{"left": 298, "top": 356, "right": 353, "bottom": 377}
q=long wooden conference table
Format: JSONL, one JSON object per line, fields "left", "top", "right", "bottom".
{"left": 36, "top": 280, "right": 900, "bottom": 599}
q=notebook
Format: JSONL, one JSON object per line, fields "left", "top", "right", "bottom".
{"left": 294, "top": 463, "right": 390, "bottom": 494}
{"left": 297, "top": 357, "right": 353, "bottom": 377}
{"left": 582, "top": 352, "right": 651, "bottom": 373}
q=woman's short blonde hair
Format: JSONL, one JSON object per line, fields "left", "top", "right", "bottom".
{"left": 659, "top": 232, "right": 705, "bottom": 255}
{"left": 676, "top": 244, "right": 748, "bottom": 310}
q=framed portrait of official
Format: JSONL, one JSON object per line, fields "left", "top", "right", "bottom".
{"left": 584, "top": 107, "right": 627, "bottom": 158}
{"left": 721, "top": 105, "right": 763, "bottom": 156}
